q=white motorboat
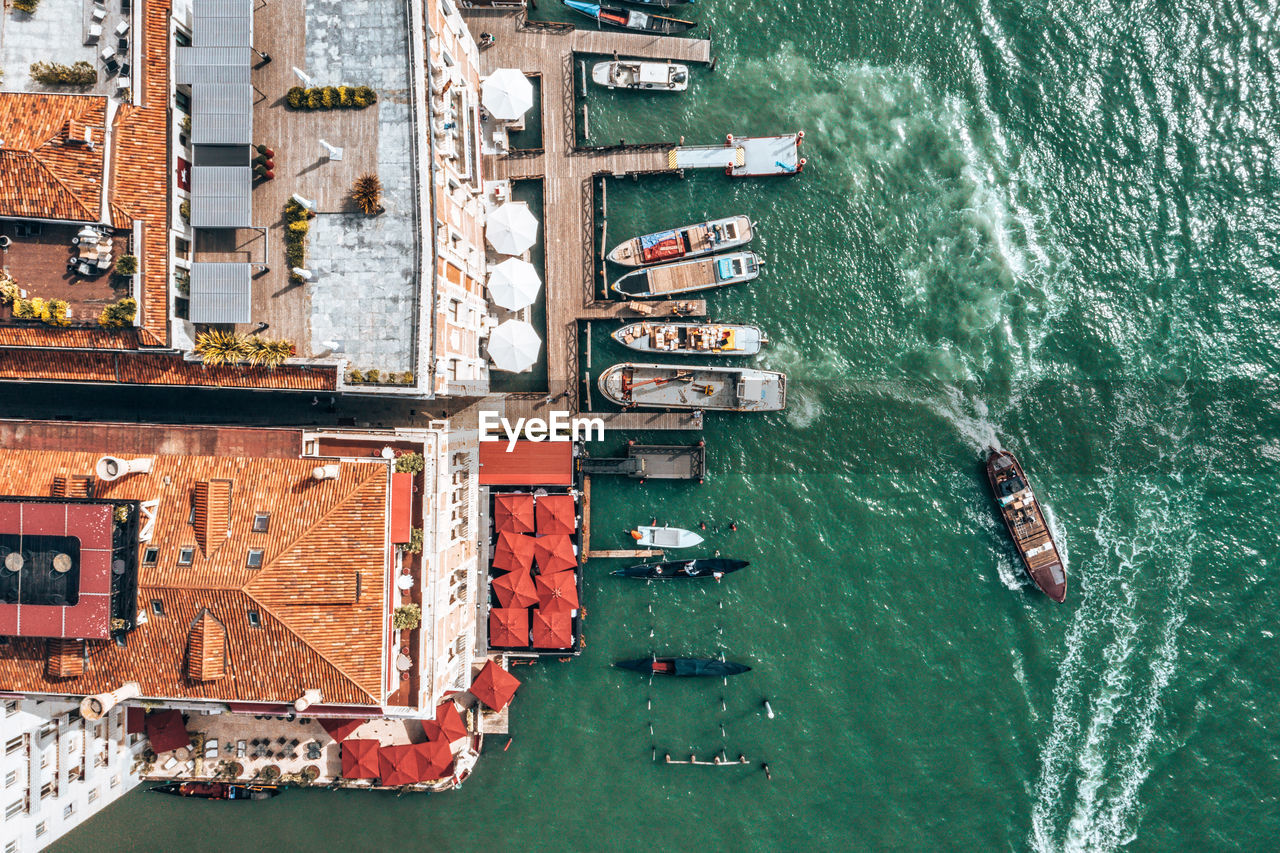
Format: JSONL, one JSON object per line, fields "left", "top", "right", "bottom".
{"left": 612, "top": 322, "right": 768, "bottom": 356}
{"left": 631, "top": 525, "right": 704, "bottom": 548}
{"left": 591, "top": 60, "right": 689, "bottom": 91}
{"left": 606, "top": 215, "right": 752, "bottom": 268}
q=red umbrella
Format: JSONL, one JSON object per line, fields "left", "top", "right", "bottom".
{"left": 470, "top": 659, "right": 521, "bottom": 710}
{"left": 488, "top": 607, "right": 529, "bottom": 648}
{"left": 491, "top": 568, "right": 538, "bottom": 608}
{"left": 536, "top": 570, "right": 579, "bottom": 612}
{"left": 494, "top": 494, "right": 535, "bottom": 534}
{"left": 421, "top": 719, "right": 443, "bottom": 742}
{"left": 535, "top": 494, "right": 576, "bottom": 535}
{"left": 531, "top": 608, "right": 574, "bottom": 648}
{"left": 492, "top": 531, "right": 535, "bottom": 572}
{"left": 318, "top": 717, "right": 363, "bottom": 742}
{"left": 435, "top": 700, "right": 468, "bottom": 743}
{"left": 379, "top": 743, "right": 428, "bottom": 786}
{"left": 144, "top": 710, "right": 190, "bottom": 754}
{"left": 417, "top": 738, "right": 455, "bottom": 779}
{"left": 533, "top": 534, "right": 577, "bottom": 574}
{"left": 341, "top": 739, "right": 380, "bottom": 779}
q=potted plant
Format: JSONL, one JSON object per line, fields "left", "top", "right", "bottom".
{"left": 350, "top": 174, "right": 383, "bottom": 215}
{"left": 392, "top": 604, "right": 421, "bottom": 631}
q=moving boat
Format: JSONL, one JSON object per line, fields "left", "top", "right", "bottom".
{"left": 592, "top": 60, "right": 689, "bottom": 91}
{"left": 612, "top": 322, "right": 767, "bottom": 356}
{"left": 631, "top": 525, "right": 704, "bottom": 548}
{"left": 612, "top": 558, "right": 748, "bottom": 579}
{"left": 611, "top": 251, "right": 760, "bottom": 298}
{"left": 600, "top": 363, "right": 787, "bottom": 412}
{"left": 986, "top": 448, "right": 1067, "bottom": 603}
{"left": 149, "top": 782, "right": 282, "bottom": 800}
{"left": 606, "top": 216, "right": 752, "bottom": 267}
{"left": 561, "top": 0, "right": 696, "bottom": 34}
{"left": 616, "top": 657, "right": 751, "bottom": 677}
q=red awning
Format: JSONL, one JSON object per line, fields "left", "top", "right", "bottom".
{"left": 492, "top": 531, "right": 535, "bottom": 572}
{"left": 493, "top": 493, "right": 536, "bottom": 534}
{"left": 470, "top": 659, "right": 521, "bottom": 711}
{"left": 126, "top": 707, "right": 145, "bottom": 734}
{"left": 341, "top": 739, "right": 380, "bottom": 779}
{"left": 378, "top": 741, "right": 449, "bottom": 786}
{"left": 536, "top": 571, "right": 579, "bottom": 612}
{"left": 491, "top": 569, "right": 538, "bottom": 608}
{"left": 390, "top": 472, "right": 413, "bottom": 544}
{"left": 534, "top": 534, "right": 577, "bottom": 574}
{"left": 479, "top": 440, "right": 573, "bottom": 486}
{"left": 531, "top": 608, "right": 574, "bottom": 649}
{"left": 318, "top": 718, "right": 363, "bottom": 742}
{"left": 144, "top": 709, "right": 191, "bottom": 754}
{"left": 418, "top": 738, "right": 455, "bottom": 779}
{"left": 434, "top": 700, "right": 468, "bottom": 743}
{"left": 535, "top": 494, "right": 576, "bottom": 535}
{"left": 488, "top": 607, "right": 530, "bottom": 648}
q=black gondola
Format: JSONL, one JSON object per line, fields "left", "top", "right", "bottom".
{"left": 611, "top": 558, "right": 748, "bottom": 579}
{"left": 149, "top": 781, "right": 282, "bottom": 800}
{"left": 615, "top": 657, "right": 751, "bottom": 677}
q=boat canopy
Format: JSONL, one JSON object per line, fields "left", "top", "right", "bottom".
{"left": 638, "top": 64, "right": 668, "bottom": 84}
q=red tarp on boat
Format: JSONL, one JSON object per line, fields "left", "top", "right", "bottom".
{"left": 493, "top": 493, "right": 536, "bottom": 534}
{"left": 534, "top": 534, "right": 577, "bottom": 574}
{"left": 341, "top": 739, "right": 380, "bottom": 779}
{"left": 491, "top": 568, "right": 538, "bottom": 608}
{"left": 531, "top": 608, "right": 574, "bottom": 649}
{"left": 479, "top": 440, "right": 573, "bottom": 487}
{"left": 492, "top": 531, "right": 536, "bottom": 572}
{"left": 318, "top": 717, "right": 363, "bottom": 742}
{"left": 471, "top": 659, "right": 521, "bottom": 710}
{"left": 488, "top": 607, "right": 530, "bottom": 648}
{"left": 144, "top": 709, "right": 191, "bottom": 754}
{"left": 535, "top": 494, "right": 576, "bottom": 535}
{"left": 536, "top": 571, "right": 579, "bottom": 612}
{"left": 434, "top": 700, "right": 469, "bottom": 743}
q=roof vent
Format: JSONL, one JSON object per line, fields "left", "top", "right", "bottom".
{"left": 95, "top": 456, "right": 154, "bottom": 481}
{"left": 294, "top": 689, "right": 323, "bottom": 712}
{"left": 312, "top": 463, "right": 340, "bottom": 481}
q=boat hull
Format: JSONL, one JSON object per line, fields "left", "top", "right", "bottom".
{"left": 616, "top": 657, "right": 751, "bottom": 677}
{"left": 600, "top": 363, "right": 787, "bottom": 412}
{"left": 591, "top": 61, "right": 689, "bottom": 91}
{"left": 632, "top": 525, "right": 704, "bottom": 548}
{"left": 611, "top": 323, "right": 766, "bottom": 356}
{"left": 985, "top": 449, "right": 1067, "bottom": 602}
{"left": 610, "top": 251, "right": 760, "bottom": 298}
{"left": 606, "top": 216, "right": 753, "bottom": 267}
{"left": 149, "top": 782, "right": 281, "bottom": 800}
{"left": 612, "top": 558, "right": 748, "bottom": 578}
{"left": 562, "top": 0, "right": 696, "bottom": 34}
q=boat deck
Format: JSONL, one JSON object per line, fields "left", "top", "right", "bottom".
{"left": 629, "top": 258, "right": 720, "bottom": 295}
{"left": 730, "top": 134, "right": 804, "bottom": 176}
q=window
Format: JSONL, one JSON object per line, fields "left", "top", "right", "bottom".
{"left": 88, "top": 787, "right": 99, "bottom": 804}
{"left": 188, "top": 503, "right": 197, "bottom": 524}
{"left": 150, "top": 599, "right": 164, "bottom": 616}
{"left": 35, "top": 821, "right": 46, "bottom": 837}
{"left": 246, "top": 549, "right": 264, "bottom": 569}
{"left": 252, "top": 512, "right": 270, "bottom": 533}
{"left": 110, "top": 775, "right": 120, "bottom": 789}
{"left": 40, "top": 781, "right": 54, "bottom": 800}
{"left": 38, "top": 722, "right": 56, "bottom": 739}
{"left": 3, "top": 771, "right": 16, "bottom": 789}
{"left": 247, "top": 610, "right": 261, "bottom": 627}
{"left": 4, "top": 800, "right": 22, "bottom": 821}
{"left": 5, "top": 839, "right": 16, "bottom": 853}
{"left": 63, "top": 802, "right": 74, "bottom": 819}
{"left": 174, "top": 90, "right": 191, "bottom": 113}
{"left": 142, "top": 547, "right": 159, "bottom": 565}
{"left": 174, "top": 29, "right": 192, "bottom": 47}
{"left": 3, "top": 700, "right": 15, "bottom": 716}
{"left": 177, "top": 547, "right": 194, "bottom": 566}
{"left": 5, "top": 736, "right": 23, "bottom": 755}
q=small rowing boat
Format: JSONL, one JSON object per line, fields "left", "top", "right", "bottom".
{"left": 149, "top": 782, "right": 282, "bottom": 800}
{"left": 562, "top": 0, "right": 696, "bottom": 34}
{"left": 611, "top": 251, "right": 760, "bottom": 298}
{"left": 592, "top": 60, "right": 689, "bottom": 91}
{"left": 612, "top": 322, "right": 767, "bottom": 356}
{"left": 616, "top": 657, "right": 751, "bottom": 677}
{"left": 600, "top": 363, "right": 787, "bottom": 412}
{"left": 612, "top": 558, "right": 748, "bottom": 579}
{"left": 630, "top": 525, "right": 704, "bottom": 548}
{"left": 986, "top": 448, "right": 1067, "bottom": 602}
{"left": 606, "top": 215, "right": 753, "bottom": 267}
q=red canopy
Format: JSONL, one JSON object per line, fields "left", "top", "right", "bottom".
{"left": 435, "top": 700, "right": 469, "bottom": 743}
{"left": 488, "top": 607, "right": 530, "bottom": 648}
{"left": 471, "top": 659, "right": 521, "bottom": 710}
{"left": 533, "top": 534, "right": 577, "bottom": 574}
{"left": 318, "top": 717, "right": 363, "bottom": 742}
{"left": 491, "top": 568, "right": 538, "bottom": 608}
{"left": 492, "top": 531, "right": 536, "bottom": 572}
{"left": 531, "top": 608, "right": 574, "bottom": 648}
{"left": 535, "top": 495, "right": 576, "bottom": 535}
{"left": 536, "top": 570, "right": 579, "bottom": 612}
{"left": 144, "top": 710, "right": 190, "bottom": 754}
{"left": 493, "top": 494, "right": 535, "bottom": 534}
{"left": 417, "top": 738, "right": 455, "bottom": 779}
{"left": 379, "top": 741, "right": 453, "bottom": 786}
{"left": 341, "top": 739, "right": 380, "bottom": 779}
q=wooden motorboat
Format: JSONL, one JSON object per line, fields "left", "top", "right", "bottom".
{"left": 612, "top": 558, "right": 748, "bottom": 579}
{"left": 616, "top": 657, "right": 751, "bottom": 677}
{"left": 149, "top": 781, "right": 282, "bottom": 800}
{"left": 986, "top": 449, "right": 1067, "bottom": 602}
{"left": 600, "top": 363, "right": 787, "bottom": 412}
{"left": 612, "top": 322, "right": 767, "bottom": 356}
{"left": 611, "top": 251, "right": 761, "bottom": 298}
{"left": 592, "top": 60, "right": 689, "bottom": 91}
{"left": 630, "top": 525, "right": 704, "bottom": 548}
{"left": 562, "top": 0, "right": 696, "bottom": 34}
{"left": 606, "top": 215, "right": 752, "bottom": 267}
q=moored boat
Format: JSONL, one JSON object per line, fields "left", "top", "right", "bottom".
{"left": 149, "top": 781, "right": 282, "bottom": 800}
{"left": 612, "top": 558, "right": 748, "bottom": 579}
{"left": 591, "top": 60, "right": 689, "bottom": 91}
{"left": 611, "top": 251, "right": 760, "bottom": 298}
{"left": 630, "top": 525, "right": 704, "bottom": 548}
{"left": 600, "top": 363, "right": 786, "bottom": 412}
{"left": 985, "top": 448, "right": 1067, "bottom": 603}
{"left": 616, "top": 657, "right": 751, "bottom": 677}
{"left": 612, "top": 322, "right": 767, "bottom": 356}
{"left": 562, "top": 0, "right": 696, "bottom": 34}
{"left": 606, "top": 216, "right": 753, "bottom": 267}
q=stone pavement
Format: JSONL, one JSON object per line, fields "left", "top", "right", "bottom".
{"left": 1, "top": 0, "right": 128, "bottom": 95}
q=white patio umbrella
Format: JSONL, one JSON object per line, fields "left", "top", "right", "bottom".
{"left": 481, "top": 69, "right": 534, "bottom": 121}
{"left": 485, "top": 202, "right": 539, "bottom": 256}
{"left": 487, "top": 319, "right": 542, "bottom": 372}
{"left": 487, "top": 258, "right": 542, "bottom": 311}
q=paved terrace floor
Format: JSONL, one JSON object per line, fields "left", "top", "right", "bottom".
{"left": 466, "top": 10, "right": 711, "bottom": 429}
{"left": 1, "top": 0, "right": 132, "bottom": 96}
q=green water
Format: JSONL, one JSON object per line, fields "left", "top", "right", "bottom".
{"left": 57, "top": 0, "right": 1280, "bottom": 850}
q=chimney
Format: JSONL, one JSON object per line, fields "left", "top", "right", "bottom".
{"left": 80, "top": 681, "right": 141, "bottom": 720}
{"left": 294, "top": 689, "right": 322, "bottom": 712}
{"left": 95, "top": 456, "right": 154, "bottom": 481}
{"left": 312, "top": 463, "right": 340, "bottom": 481}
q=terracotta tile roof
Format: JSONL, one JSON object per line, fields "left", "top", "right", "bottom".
{"left": 0, "top": 348, "right": 339, "bottom": 390}
{"left": 193, "top": 478, "right": 232, "bottom": 555}
{"left": 0, "top": 327, "right": 142, "bottom": 349}
{"left": 186, "top": 609, "right": 226, "bottom": 682}
{"left": 0, "top": 94, "right": 108, "bottom": 222}
{"left": 0, "top": 449, "right": 393, "bottom": 706}
{"left": 45, "top": 638, "right": 85, "bottom": 679}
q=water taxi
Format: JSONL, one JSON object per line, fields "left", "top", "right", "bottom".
{"left": 986, "top": 449, "right": 1067, "bottom": 602}
{"left": 606, "top": 215, "right": 753, "bottom": 267}
{"left": 592, "top": 60, "right": 689, "bottom": 91}
{"left": 612, "top": 322, "right": 767, "bottom": 356}
{"left": 611, "top": 251, "right": 760, "bottom": 298}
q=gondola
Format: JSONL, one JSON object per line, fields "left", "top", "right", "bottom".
{"left": 615, "top": 657, "right": 751, "bottom": 677}
{"left": 562, "top": 0, "right": 697, "bottom": 34}
{"left": 611, "top": 558, "right": 748, "bottom": 579}
{"left": 149, "top": 781, "right": 282, "bottom": 800}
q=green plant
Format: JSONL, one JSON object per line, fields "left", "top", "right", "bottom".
{"left": 350, "top": 174, "right": 382, "bottom": 215}
{"left": 181, "top": 114, "right": 191, "bottom": 134}
{"left": 394, "top": 452, "right": 424, "bottom": 475}
{"left": 287, "top": 220, "right": 309, "bottom": 237}
{"left": 283, "top": 200, "right": 311, "bottom": 283}
{"left": 347, "top": 369, "right": 364, "bottom": 383}
{"left": 97, "top": 297, "right": 136, "bottom": 328}
{"left": 338, "top": 85, "right": 353, "bottom": 107}
{"left": 399, "top": 528, "right": 423, "bottom": 554}
{"left": 114, "top": 254, "right": 138, "bottom": 276}
{"left": 392, "top": 604, "right": 421, "bottom": 631}
{"left": 245, "top": 336, "right": 294, "bottom": 368}
{"left": 30, "top": 60, "right": 95, "bottom": 86}
{"left": 174, "top": 268, "right": 190, "bottom": 296}
{"left": 287, "top": 86, "right": 305, "bottom": 109}
{"left": 286, "top": 85, "right": 378, "bottom": 111}
{"left": 0, "top": 276, "right": 19, "bottom": 307}
{"left": 356, "top": 86, "right": 377, "bottom": 106}
{"left": 364, "top": 368, "right": 381, "bottom": 384}
{"left": 13, "top": 0, "right": 40, "bottom": 14}
{"left": 193, "top": 329, "right": 250, "bottom": 365}
{"left": 180, "top": 200, "right": 190, "bottom": 223}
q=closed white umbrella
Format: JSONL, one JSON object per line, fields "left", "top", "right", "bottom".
{"left": 487, "top": 258, "right": 541, "bottom": 311}
{"left": 482, "top": 69, "right": 534, "bottom": 121}
{"left": 487, "top": 319, "right": 541, "bottom": 372}
{"left": 486, "top": 202, "right": 539, "bottom": 256}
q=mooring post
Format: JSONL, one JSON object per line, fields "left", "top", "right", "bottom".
{"left": 579, "top": 60, "right": 586, "bottom": 97}
{"left": 582, "top": 103, "right": 590, "bottom": 141}
{"left": 585, "top": 322, "right": 592, "bottom": 368}
{"left": 582, "top": 370, "right": 591, "bottom": 410}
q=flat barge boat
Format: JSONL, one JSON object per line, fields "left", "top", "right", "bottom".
{"left": 562, "top": 0, "right": 696, "bottom": 34}
{"left": 592, "top": 60, "right": 689, "bottom": 91}
{"left": 149, "top": 782, "right": 281, "bottom": 800}
{"left": 612, "top": 322, "right": 767, "bottom": 356}
{"left": 986, "top": 448, "right": 1066, "bottom": 602}
{"left": 599, "top": 363, "right": 786, "bottom": 412}
{"left": 606, "top": 216, "right": 753, "bottom": 267}
{"left": 610, "top": 251, "right": 760, "bottom": 298}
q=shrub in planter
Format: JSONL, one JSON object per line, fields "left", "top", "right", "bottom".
{"left": 399, "top": 371, "right": 415, "bottom": 385}
{"left": 97, "top": 297, "right": 136, "bottom": 328}
{"left": 0, "top": 277, "right": 19, "bottom": 307}
{"left": 114, "top": 254, "right": 138, "bottom": 276}
{"left": 392, "top": 604, "right": 421, "bottom": 631}
{"left": 400, "top": 528, "right": 423, "bottom": 555}
{"left": 287, "top": 220, "right": 309, "bottom": 237}
{"left": 356, "top": 86, "right": 377, "bottom": 105}
{"left": 394, "top": 452, "right": 424, "bottom": 475}
{"left": 245, "top": 336, "right": 294, "bottom": 368}
{"left": 180, "top": 200, "right": 190, "bottom": 223}
{"left": 338, "top": 86, "right": 353, "bottom": 108}
{"left": 286, "top": 86, "right": 305, "bottom": 109}
{"left": 364, "top": 368, "right": 381, "bottom": 384}
{"left": 13, "top": 0, "right": 40, "bottom": 13}
{"left": 347, "top": 369, "right": 364, "bottom": 383}
{"left": 193, "top": 329, "right": 250, "bottom": 365}
{"left": 30, "top": 61, "right": 95, "bottom": 86}
{"left": 320, "top": 86, "right": 337, "bottom": 109}
{"left": 306, "top": 88, "right": 323, "bottom": 110}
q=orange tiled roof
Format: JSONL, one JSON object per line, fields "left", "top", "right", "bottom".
{"left": 0, "top": 348, "right": 339, "bottom": 390}
{"left": 186, "top": 609, "right": 226, "bottom": 682}
{"left": 0, "top": 94, "right": 108, "bottom": 223}
{"left": 0, "top": 449, "right": 393, "bottom": 706}
{"left": 44, "top": 638, "right": 85, "bottom": 679}
{"left": 0, "top": 327, "right": 142, "bottom": 349}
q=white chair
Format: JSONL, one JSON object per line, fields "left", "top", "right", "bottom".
{"left": 86, "top": 23, "right": 103, "bottom": 44}
{"left": 114, "top": 20, "right": 129, "bottom": 36}
{"left": 91, "top": 7, "right": 106, "bottom": 22}
{"left": 161, "top": 755, "right": 178, "bottom": 770}
{"left": 203, "top": 739, "right": 218, "bottom": 758}
{"left": 100, "top": 46, "right": 116, "bottom": 63}
{"left": 96, "top": 256, "right": 112, "bottom": 270}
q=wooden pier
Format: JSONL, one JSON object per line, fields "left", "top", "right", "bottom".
{"left": 580, "top": 475, "right": 665, "bottom": 560}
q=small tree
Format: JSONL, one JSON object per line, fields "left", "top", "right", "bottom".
{"left": 398, "top": 528, "right": 423, "bottom": 555}
{"left": 394, "top": 452, "right": 424, "bottom": 475}
{"left": 245, "top": 336, "right": 294, "bottom": 368}
{"left": 114, "top": 254, "right": 138, "bottom": 276}
{"left": 392, "top": 604, "right": 421, "bottom": 631}
{"left": 97, "top": 297, "right": 137, "bottom": 328}
{"left": 350, "top": 174, "right": 382, "bottom": 215}
{"left": 194, "top": 329, "right": 250, "bottom": 365}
